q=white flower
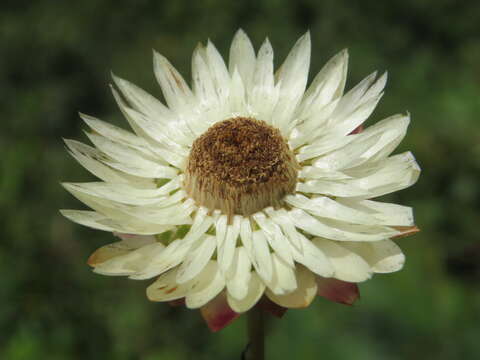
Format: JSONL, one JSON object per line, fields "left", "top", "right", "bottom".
{"left": 61, "top": 30, "right": 419, "bottom": 329}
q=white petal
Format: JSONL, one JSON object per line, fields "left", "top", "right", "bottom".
{"left": 312, "top": 113, "right": 410, "bottom": 170}
{"left": 264, "top": 207, "right": 303, "bottom": 253}
{"left": 112, "top": 88, "right": 190, "bottom": 148}
{"left": 266, "top": 265, "right": 317, "bottom": 308}
{"left": 60, "top": 209, "right": 116, "bottom": 232}
{"left": 364, "top": 114, "right": 411, "bottom": 163}
{"left": 192, "top": 43, "right": 219, "bottom": 107}
{"left": 215, "top": 214, "right": 228, "bottom": 248}
{"left": 63, "top": 185, "right": 190, "bottom": 231}
{"left": 131, "top": 209, "right": 212, "bottom": 279}
{"left": 85, "top": 132, "right": 178, "bottom": 179}
{"left": 296, "top": 179, "right": 368, "bottom": 197}
{"left": 285, "top": 194, "right": 379, "bottom": 225}
{"left": 218, "top": 215, "right": 241, "bottom": 273}
{"left": 94, "top": 243, "right": 165, "bottom": 276}
{"left": 264, "top": 254, "right": 297, "bottom": 295}
{"left": 173, "top": 207, "right": 213, "bottom": 248}
{"left": 129, "top": 239, "right": 186, "bottom": 279}
{"left": 295, "top": 131, "right": 352, "bottom": 162}
{"left": 363, "top": 71, "right": 388, "bottom": 103}
{"left": 61, "top": 181, "right": 180, "bottom": 206}
{"left": 341, "top": 240, "right": 405, "bottom": 273}
{"left": 147, "top": 267, "right": 191, "bottom": 302}
{"left": 249, "top": 38, "right": 278, "bottom": 121}
{"left": 228, "top": 69, "right": 247, "bottom": 115}
{"left": 330, "top": 94, "right": 384, "bottom": 137}
{"left": 64, "top": 139, "right": 155, "bottom": 187}
{"left": 61, "top": 178, "right": 180, "bottom": 206}
{"left": 253, "top": 212, "right": 294, "bottom": 267}
{"left": 88, "top": 235, "right": 156, "bottom": 266}
{"left": 205, "top": 40, "right": 231, "bottom": 102}
{"left": 70, "top": 189, "right": 194, "bottom": 227}
{"left": 111, "top": 73, "right": 171, "bottom": 119}
{"left": 346, "top": 152, "right": 421, "bottom": 199}
{"left": 289, "top": 208, "right": 398, "bottom": 242}
{"left": 312, "top": 238, "right": 373, "bottom": 282}
{"left": 239, "top": 217, "right": 253, "bottom": 254}
{"left": 310, "top": 134, "right": 383, "bottom": 171}
{"left": 250, "top": 230, "right": 273, "bottom": 283}
{"left": 122, "top": 201, "right": 195, "bottom": 226}
{"left": 330, "top": 71, "right": 378, "bottom": 121}
{"left": 111, "top": 90, "right": 188, "bottom": 166}
{"left": 264, "top": 209, "right": 332, "bottom": 277}
{"left": 176, "top": 234, "right": 217, "bottom": 283}
{"left": 185, "top": 261, "right": 225, "bottom": 308}
{"left": 290, "top": 232, "right": 334, "bottom": 277}
{"left": 80, "top": 112, "right": 147, "bottom": 149}
{"left": 153, "top": 51, "right": 195, "bottom": 112}
{"left": 91, "top": 137, "right": 158, "bottom": 167}
{"left": 272, "top": 32, "right": 311, "bottom": 134}
{"left": 111, "top": 80, "right": 193, "bottom": 149}
{"left": 326, "top": 71, "right": 386, "bottom": 136}
{"left": 289, "top": 98, "right": 340, "bottom": 149}
{"left": 225, "top": 247, "right": 252, "bottom": 300}
{"left": 229, "top": 29, "right": 256, "bottom": 90}
{"left": 227, "top": 272, "right": 265, "bottom": 313}
{"left": 296, "top": 49, "right": 348, "bottom": 119}
{"left": 298, "top": 166, "right": 353, "bottom": 181}
{"left": 337, "top": 199, "right": 414, "bottom": 226}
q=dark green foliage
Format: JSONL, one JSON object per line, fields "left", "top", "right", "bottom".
{"left": 1, "top": 0, "right": 480, "bottom": 359}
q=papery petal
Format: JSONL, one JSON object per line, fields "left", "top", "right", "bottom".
{"left": 185, "top": 261, "right": 226, "bottom": 309}
{"left": 267, "top": 266, "right": 317, "bottom": 308}
{"left": 225, "top": 247, "right": 252, "bottom": 300}
{"left": 93, "top": 243, "right": 165, "bottom": 276}
{"left": 227, "top": 272, "right": 265, "bottom": 313}
{"left": 153, "top": 51, "right": 195, "bottom": 112}
{"left": 200, "top": 292, "right": 240, "bottom": 332}
{"left": 272, "top": 32, "right": 311, "bottom": 135}
{"left": 229, "top": 29, "right": 256, "bottom": 90}
{"left": 313, "top": 238, "right": 373, "bottom": 282}
{"left": 341, "top": 240, "right": 405, "bottom": 273}
{"left": 316, "top": 277, "right": 360, "bottom": 305}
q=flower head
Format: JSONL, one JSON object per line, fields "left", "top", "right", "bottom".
{"left": 62, "top": 30, "right": 420, "bottom": 331}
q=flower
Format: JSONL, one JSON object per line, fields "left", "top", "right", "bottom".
{"left": 61, "top": 30, "right": 420, "bottom": 331}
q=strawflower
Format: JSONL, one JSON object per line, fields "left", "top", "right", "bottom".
{"left": 62, "top": 30, "right": 420, "bottom": 357}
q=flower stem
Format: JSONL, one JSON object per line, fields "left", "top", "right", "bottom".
{"left": 245, "top": 305, "right": 265, "bottom": 360}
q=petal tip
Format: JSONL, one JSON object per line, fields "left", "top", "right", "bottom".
{"left": 391, "top": 225, "right": 420, "bottom": 239}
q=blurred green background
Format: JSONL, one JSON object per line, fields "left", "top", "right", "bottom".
{"left": 2, "top": 0, "right": 480, "bottom": 359}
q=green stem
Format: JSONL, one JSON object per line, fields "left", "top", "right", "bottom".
{"left": 246, "top": 305, "right": 265, "bottom": 360}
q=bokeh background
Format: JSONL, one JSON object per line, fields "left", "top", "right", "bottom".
{"left": 2, "top": 0, "right": 480, "bottom": 359}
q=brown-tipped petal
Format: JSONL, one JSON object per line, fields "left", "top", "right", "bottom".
{"left": 391, "top": 225, "right": 420, "bottom": 240}
{"left": 88, "top": 235, "right": 157, "bottom": 266}
{"left": 259, "top": 297, "right": 288, "bottom": 318}
{"left": 168, "top": 298, "right": 185, "bottom": 307}
{"left": 316, "top": 277, "right": 360, "bottom": 305}
{"left": 349, "top": 124, "right": 364, "bottom": 135}
{"left": 200, "top": 292, "right": 240, "bottom": 332}
{"left": 87, "top": 243, "right": 130, "bottom": 266}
